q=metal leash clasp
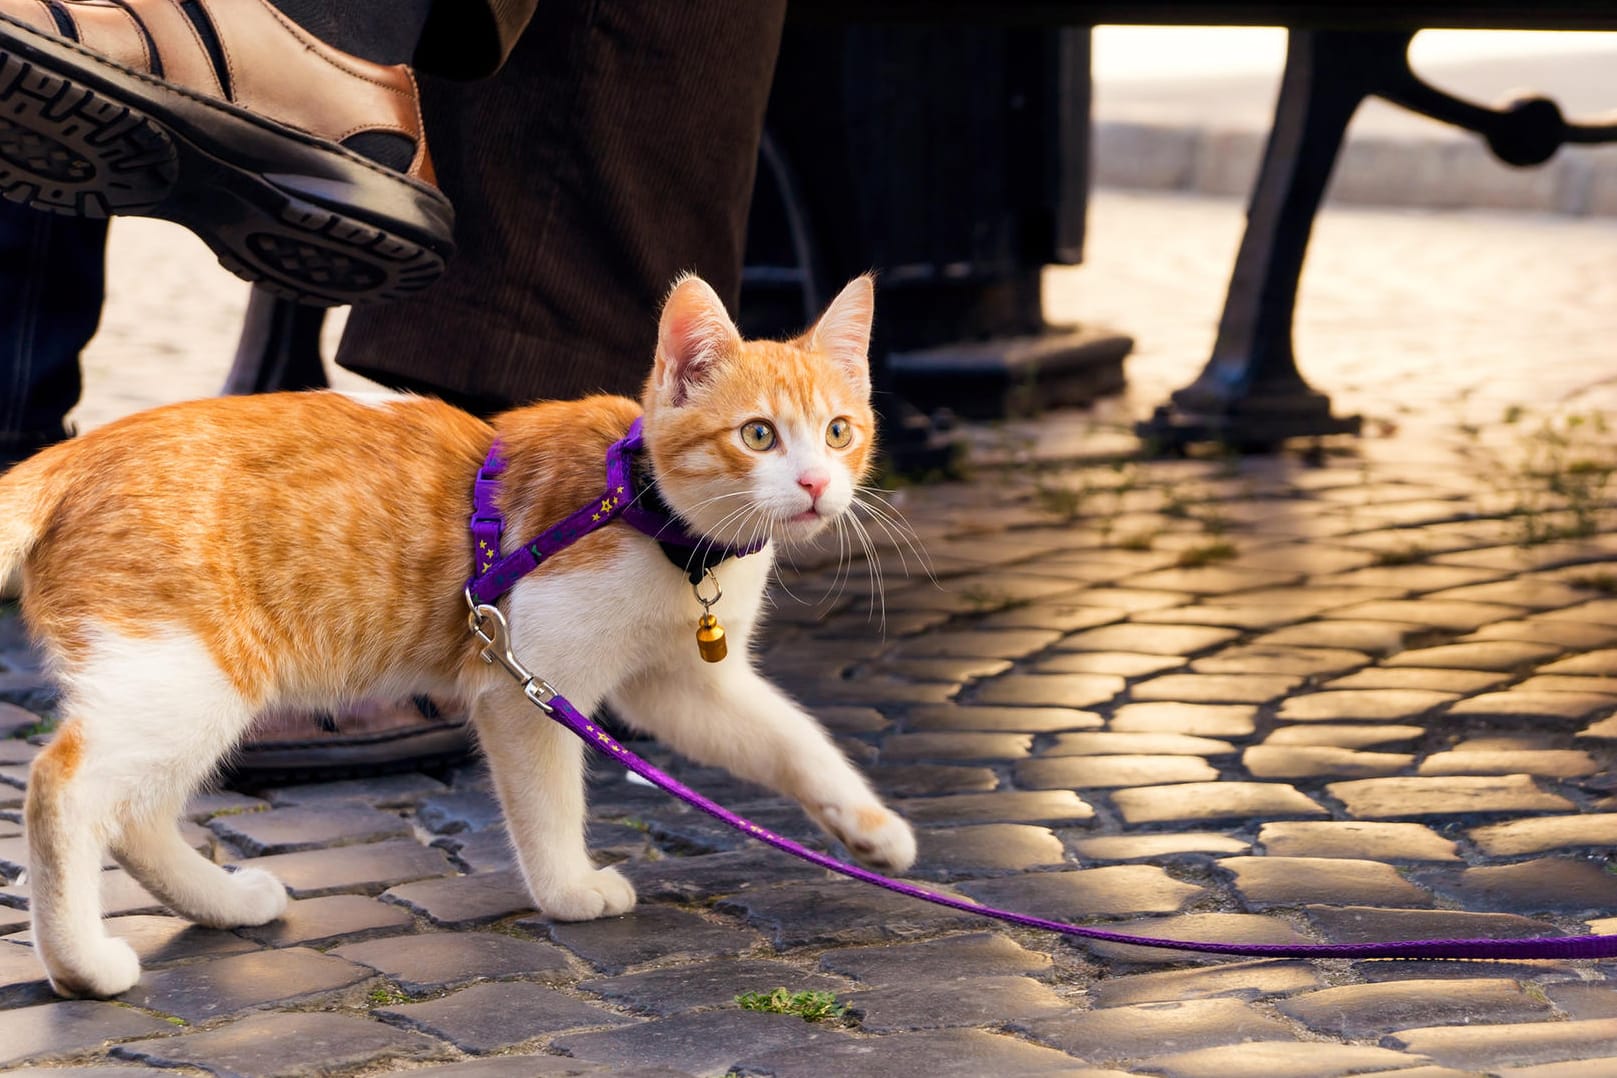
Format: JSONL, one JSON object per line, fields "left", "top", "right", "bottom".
{"left": 465, "top": 589, "right": 558, "bottom": 712}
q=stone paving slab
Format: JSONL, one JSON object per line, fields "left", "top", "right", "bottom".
{"left": 1021, "top": 996, "right": 1297, "bottom": 1059}
{"left": 844, "top": 974, "right": 1071, "bottom": 1032}
{"left": 1222, "top": 855, "right": 1436, "bottom": 910}
{"left": 1069, "top": 832, "right": 1249, "bottom": 862}
{"left": 226, "top": 839, "right": 456, "bottom": 897}
{"left": 237, "top": 893, "right": 415, "bottom": 947}
{"left": 957, "top": 866, "right": 1205, "bottom": 920}
{"left": 553, "top": 1010, "right": 847, "bottom": 1075}
{"left": 377, "top": 981, "right": 635, "bottom": 1053}
{"left": 903, "top": 704, "right": 1104, "bottom": 733}
{"left": 818, "top": 931, "right": 1052, "bottom": 985}
{"left": 4, "top": 1067, "right": 178, "bottom": 1077}
{"left": 1469, "top": 813, "right": 1617, "bottom": 856}
{"left": 1426, "top": 859, "right": 1617, "bottom": 915}
{"left": 1088, "top": 960, "right": 1321, "bottom": 1007}
{"left": 0, "top": 1000, "right": 175, "bottom": 1069}
{"left": 1256, "top": 821, "right": 1461, "bottom": 862}
{"left": 207, "top": 803, "right": 412, "bottom": 855}
{"left": 739, "top": 1027, "right": 1103, "bottom": 1077}
{"left": 1135, "top": 1041, "right": 1433, "bottom": 1078}
{"left": 1387, "top": 1017, "right": 1617, "bottom": 1071}
{"left": 716, "top": 880, "right": 981, "bottom": 949}
{"left": 121, "top": 946, "right": 372, "bottom": 1023}
{"left": 528, "top": 904, "right": 765, "bottom": 974}
{"left": 333, "top": 932, "right": 573, "bottom": 995}
{"left": 1325, "top": 776, "right": 1578, "bottom": 819}
{"left": 1111, "top": 782, "right": 1326, "bottom": 825}
{"left": 0, "top": 940, "right": 51, "bottom": 1007}
{"left": 382, "top": 868, "right": 537, "bottom": 928}
{"left": 406, "top": 1060, "right": 696, "bottom": 1078}
{"left": 113, "top": 1010, "right": 448, "bottom": 1075}
{"left": 1276, "top": 978, "right": 1554, "bottom": 1038}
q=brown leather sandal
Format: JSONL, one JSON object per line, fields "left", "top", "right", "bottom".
{"left": 0, "top": 0, "right": 454, "bottom": 306}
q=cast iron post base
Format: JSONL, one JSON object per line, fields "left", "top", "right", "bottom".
{"left": 1140, "top": 27, "right": 1617, "bottom": 452}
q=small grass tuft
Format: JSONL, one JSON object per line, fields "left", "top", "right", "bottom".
{"left": 736, "top": 988, "right": 848, "bottom": 1023}
{"left": 1569, "top": 571, "right": 1617, "bottom": 595}
{"left": 1372, "top": 543, "right": 1430, "bottom": 567}
{"left": 960, "top": 585, "right": 1016, "bottom": 613}
{"left": 1175, "top": 540, "right": 1238, "bottom": 568}
{"left": 1033, "top": 482, "right": 1087, "bottom": 521}
{"left": 367, "top": 983, "right": 410, "bottom": 1007}
{"left": 19, "top": 714, "right": 59, "bottom": 739}
{"left": 1114, "top": 529, "right": 1159, "bottom": 552}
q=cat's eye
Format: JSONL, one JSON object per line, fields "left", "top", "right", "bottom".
{"left": 826, "top": 417, "right": 853, "bottom": 449}
{"left": 740, "top": 420, "right": 778, "bottom": 451}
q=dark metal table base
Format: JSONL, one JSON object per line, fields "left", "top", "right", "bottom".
{"left": 1139, "top": 28, "right": 1617, "bottom": 451}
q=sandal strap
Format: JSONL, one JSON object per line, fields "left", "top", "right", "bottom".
{"left": 13, "top": 0, "right": 435, "bottom": 183}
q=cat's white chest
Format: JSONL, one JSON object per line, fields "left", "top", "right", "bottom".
{"left": 486, "top": 541, "right": 772, "bottom": 711}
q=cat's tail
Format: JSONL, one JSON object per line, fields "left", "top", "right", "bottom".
{"left": 0, "top": 447, "right": 72, "bottom": 596}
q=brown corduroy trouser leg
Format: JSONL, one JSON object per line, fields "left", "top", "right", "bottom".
{"left": 338, "top": 0, "right": 788, "bottom": 413}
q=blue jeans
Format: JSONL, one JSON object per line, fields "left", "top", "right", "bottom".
{"left": 0, "top": 201, "right": 107, "bottom": 460}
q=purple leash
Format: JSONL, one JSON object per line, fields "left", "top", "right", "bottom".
{"left": 550, "top": 690, "right": 1617, "bottom": 961}
{"left": 464, "top": 425, "right": 1617, "bottom": 963}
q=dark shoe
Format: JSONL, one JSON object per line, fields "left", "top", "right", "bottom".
{"left": 0, "top": 0, "right": 454, "bottom": 306}
{"left": 222, "top": 696, "right": 475, "bottom": 787}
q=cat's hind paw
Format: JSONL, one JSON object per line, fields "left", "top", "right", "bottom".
{"left": 821, "top": 803, "right": 917, "bottom": 873}
{"left": 538, "top": 866, "right": 637, "bottom": 921}
{"left": 47, "top": 936, "right": 141, "bottom": 999}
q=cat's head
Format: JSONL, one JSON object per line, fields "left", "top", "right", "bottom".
{"left": 641, "top": 273, "right": 876, "bottom": 548}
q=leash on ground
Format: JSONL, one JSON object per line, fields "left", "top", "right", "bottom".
{"left": 468, "top": 600, "right": 1617, "bottom": 961}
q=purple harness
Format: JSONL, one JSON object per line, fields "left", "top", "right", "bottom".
{"left": 465, "top": 422, "right": 1617, "bottom": 962}
{"left": 467, "top": 416, "right": 764, "bottom": 605}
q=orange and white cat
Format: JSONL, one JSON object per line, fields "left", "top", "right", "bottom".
{"left": 0, "top": 274, "right": 916, "bottom": 998}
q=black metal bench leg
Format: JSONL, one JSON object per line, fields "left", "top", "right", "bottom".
{"left": 1137, "top": 30, "right": 1419, "bottom": 451}
{"left": 221, "top": 287, "right": 330, "bottom": 395}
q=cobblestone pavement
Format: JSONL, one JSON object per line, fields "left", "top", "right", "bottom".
{"left": 3, "top": 193, "right": 1617, "bottom": 1075}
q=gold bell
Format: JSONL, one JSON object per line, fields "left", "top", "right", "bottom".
{"left": 696, "top": 613, "right": 728, "bottom": 663}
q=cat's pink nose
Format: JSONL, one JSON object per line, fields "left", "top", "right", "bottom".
{"left": 798, "top": 470, "right": 830, "bottom": 502}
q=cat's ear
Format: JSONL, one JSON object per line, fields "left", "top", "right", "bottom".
{"left": 654, "top": 274, "right": 741, "bottom": 407}
{"left": 807, "top": 274, "right": 874, "bottom": 395}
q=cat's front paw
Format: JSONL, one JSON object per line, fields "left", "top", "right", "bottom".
{"left": 198, "top": 866, "right": 288, "bottom": 928}
{"left": 538, "top": 866, "right": 637, "bottom": 921}
{"left": 47, "top": 936, "right": 141, "bottom": 999}
{"left": 227, "top": 867, "right": 290, "bottom": 926}
{"left": 820, "top": 803, "right": 916, "bottom": 873}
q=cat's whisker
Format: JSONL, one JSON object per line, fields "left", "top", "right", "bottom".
{"left": 842, "top": 506, "right": 886, "bottom": 631}
{"left": 706, "top": 502, "right": 759, "bottom": 555}
{"left": 852, "top": 496, "right": 929, "bottom": 582}
{"left": 855, "top": 484, "right": 931, "bottom": 555}
{"left": 772, "top": 520, "right": 810, "bottom": 605}
{"left": 828, "top": 513, "right": 853, "bottom": 609}
{"left": 813, "top": 513, "right": 850, "bottom": 616}
{"left": 851, "top": 497, "right": 913, "bottom": 578}
{"left": 853, "top": 489, "right": 938, "bottom": 588}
